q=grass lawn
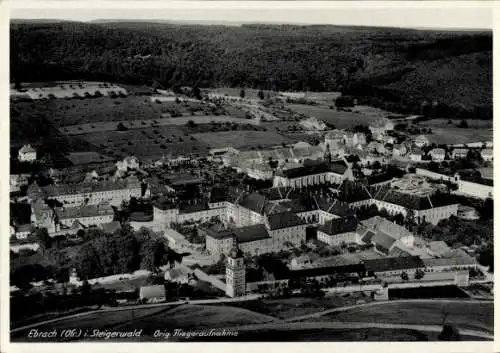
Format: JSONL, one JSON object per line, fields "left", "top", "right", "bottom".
{"left": 422, "top": 119, "right": 493, "bottom": 129}
{"left": 219, "top": 294, "right": 373, "bottom": 320}
{"left": 192, "top": 130, "right": 296, "bottom": 149}
{"left": 320, "top": 300, "right": 493, "bottom": 333}
{"left": 184, "top": 327, "right": 437, "bottom": 342}
{"left": 286, "top": 104, "right": 380, "bottom": 129}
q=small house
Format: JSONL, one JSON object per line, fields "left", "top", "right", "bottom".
{"left": 139, "top": 285, "right": 166, "bottom": 303}
{"left": 428, "top": 148, "right": 446, "bottom": 162}
{"left": 18, "top": 144, "right": 37, "bottom": 162}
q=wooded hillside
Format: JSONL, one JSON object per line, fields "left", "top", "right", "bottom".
{"left": 11, "top": 21, "right": 492, "bottom": 118}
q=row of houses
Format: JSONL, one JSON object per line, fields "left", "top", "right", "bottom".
{"left": 27, "top": 175, "right": 142, "bottom": 207}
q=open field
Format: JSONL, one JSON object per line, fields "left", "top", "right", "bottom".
{"left": 60, "top": 116, "right": 260, "bottom": 136}
{"left": 192, "top": 327, "right": 438, "bottom": 342}
{"left": 11, "top": 96, "right": 161, "bottom": 127}
{"left": 66, "top": 152, "right": 114, "bottom": 165}
{"left": 192, "top": 130, "right": 296, "bottom": 149}
{"left": 219, "top": 294, "right": 373, "bottom": 320}
{"left": 78, "top": 126, "right": 209, "bottom": 160}
{"left": 11, "top": 304, "right": 277, "bottom": 341}
{"left": 421, "top": 118, "right": 493, "bottom": 129}
{"left": 318, "top": 300, "right": 493, "bottom": 333}
{"left": 286, "top": 104, "right": 381, "bottom": 129}
{"left": 423, "top": 127, "right": 492, "bottom": 145}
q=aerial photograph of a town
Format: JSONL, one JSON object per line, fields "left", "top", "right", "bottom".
{"left": 7, "top": 3, "right": 494, "bottom": 345}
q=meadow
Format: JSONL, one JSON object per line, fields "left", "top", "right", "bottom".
{"left": 192, "top": 130, "right": 297, "bottom": 149}
{"left": 286, "top": 104, "right": 381, "bottom": 129}
{"left": 320, "top": 300, "right": 493, "bottom": 333}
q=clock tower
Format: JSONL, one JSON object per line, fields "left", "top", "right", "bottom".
{"left": 225, "top": 243, "right": 246, "bottom": 298}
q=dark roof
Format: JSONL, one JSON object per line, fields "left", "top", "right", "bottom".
{"left": 363, "top": 256, "right": 425, "bottom": 273}
{"left": 279, "top": 196, "right": 317, "bottom": 213}
{"left": 277, "top": 164, "right": 331, "bottom": 179}
{"left": 319, "top": 216, "right": 359, "bottom": 235}
{"left": 315, "top": 197, "right": 353, "bottom": 217}
{"left": 361, "top": 229, "right": 376, "bottom": 244}
{"left": 100, "top": 221, "right": 122, "bottom": 233}
{"left": 179, "top": 202, "right": 209, "bottom": 214}
{"left": 238, "top": 193, "right": 268, "bottom": 215}
{"left": 375, "top": 189, "right": 457, "bottom": 210}
{"left": 204, "top": 228, "right": 233, "bottom": 240}
{"left": 283, "top": 263, "right": 365, "bottom": 280}
{"left": 233, "top": 224, "right": 270, "bottom": 243}
{"left": 266, "top": 211, "right": 305, "bottom": 230}
{"left": 371, "top": 231, "right": 397, "bottom": 253}
{"left": 389, "top": 246, "right": 412, "bottom": 257}
{"left": 259, "top": 186, "right": 295, "bottom": 201}
{"left": 329, "top": 160, "right": 349, "bottom": 175}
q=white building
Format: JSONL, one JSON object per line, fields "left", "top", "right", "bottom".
{"left": 317, "top": 216, "right": 360, "bottom": 246}
{"left": 369, "top": 118, "right": 395, "bottom": 137}
{"left": 428, "top": 148, "right": 446, "bottom": 162}
{"left": 273, "top": 161, "right": 353, "bottom": 188}
{"left": 451, "top": 148, "right": 469, "bottom": 160}
{"left": 18, "top": 144, "right": 37, "bottom": 162}
{"left": 481, "top": 148, "right": 493, "bottom": 162}
{"left": 410, "top": 149, "right": 423, "bottom": 162}
{"left": 27, "top": 176, "right": 142, "bottom": 207}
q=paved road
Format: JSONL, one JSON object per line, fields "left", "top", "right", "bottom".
{"left": 233, "top": 321, "right": 493, "bottom": 340}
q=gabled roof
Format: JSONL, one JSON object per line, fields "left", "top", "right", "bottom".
{"left": 319, "top": 216, "right": 359, "bottom": 236}
{"left": 374, "top": 190, "right": 457, "bottom": 210}
{"left": 19, "top": 144, "right": 36, "bottom": 153}
{"left": 266, "top": 211, "right": 305, "bottom": 230}
{"left": 238, "top": 193, "right": 268, "bottom": 215}
{"left": 100, "top": 221, "right": 122, "bottom": 234}
{"left": 372, "top": 231, "right": 397, "bottom": 253}
{"left": 233, "top": 224, "right": 271, "bottom": 243}
{"left": 429, "top": 148, "right": 446, "bottom": 155}
{"left": 361, "top": 216, "right": 412, "bottom": 239}
{"left": 422, "top": 256, "right": 477, "bottom": 268}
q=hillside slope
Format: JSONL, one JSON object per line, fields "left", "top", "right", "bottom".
{"left": 10, "top": 22, "right": 492, "bottom": 118}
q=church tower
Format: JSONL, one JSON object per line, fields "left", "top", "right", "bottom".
{"left": 225, "top": 244, "right": 246, "bottom": 298}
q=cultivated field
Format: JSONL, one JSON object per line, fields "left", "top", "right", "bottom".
{"left": 66, "top": 152, "right": 114, "bottom": 165}
{"left": 320, "top": 300, "right": 493, "bottom": 333}
{"left": 286, "top": 104, "right": 381, "bottom": 129}
{"left": 78, "top": 127, "right": 209, "bottom": 160}
{"left": 192, "top": 131, "right": 297, "bottom": 149}
{"left": 424, "top": 127, "right": 493, "bottom": 145}
{"left": 59, "top": 116, "right": 260, "bottom": 136}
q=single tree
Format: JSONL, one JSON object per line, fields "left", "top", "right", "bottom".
{"left": 240, "top": 89, "right": 246, "bottom": 99}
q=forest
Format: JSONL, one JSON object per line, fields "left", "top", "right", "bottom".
{"left": 11, "top": 21, "right": 492, "bottom": 119}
